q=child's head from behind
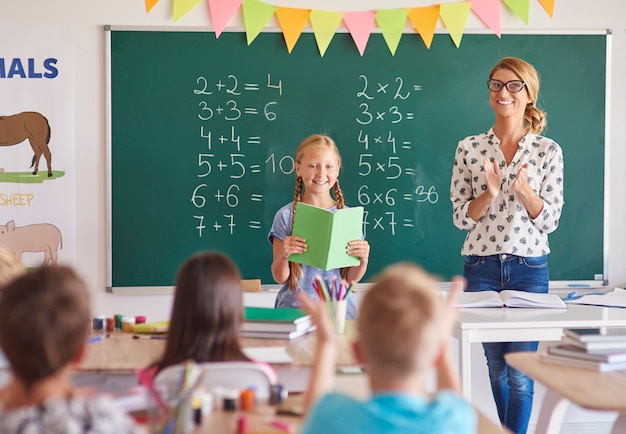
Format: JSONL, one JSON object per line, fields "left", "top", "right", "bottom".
{"left": 357, "top": 263, "right": 444, "bottom": 380}
{"left": 159, "top": 251, "right": 246, "bottom": 369}
{"left": 0, "top": 266, "right": 90, "bottom": 391}
{"left": 0, "top": 247, "right": 25, "bottom": 290}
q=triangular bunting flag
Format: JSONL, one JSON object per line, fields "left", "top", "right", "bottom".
{"left": 145, "top": 0, "right": 159, "bottom": 13}
{"left": 407, "top": 6, "right": 440, "bottom": 49}
{"left": 173, "top": 0, "right": 201, "bottom": 22}
{"left": 538, "top": 0, "right": 555, "bottom": 17}
{"left": 472, "top": 0, "right": 501, "bottom": 37}
{"left": 276, "top": 7, "right": 310, "bottom": 53}
{"left": 375, "top": 9, "right": 408, "bottom": 56}
{"left": 440, "top": 2, "right": 472, "bottom": 48}
{"left": 502, "top": 0, "right": 529, "bottom": 25}
{"left": 343, "top": 11, "right": 376, "bottom": 56}
{"left": 242, "top": 0, "right": 276, "bottom": 45}
{"left": 207, "top": 0, "right": 243, "bottom": 38}
{"left": 309, "top": 10, "right": 343, "bottom": 57}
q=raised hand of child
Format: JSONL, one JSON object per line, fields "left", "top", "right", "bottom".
{"left": 296, "top": 291, "right": 336, "bottom": 346}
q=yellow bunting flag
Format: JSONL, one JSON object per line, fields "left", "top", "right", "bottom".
{"left": 502, "top": 0, "right": 529, "bottom": 25}
{"left": 375, "top": 9, "right": 409, "bottom": 56}
{"left": 173, "top": 0, "right": 201, "bottom": 22}
{"left": 276, "top": 7, "right": 310, "bottom": 53}
{"left": 407, "top": 5, "right": 440, "bottom": 49}
{"left": 309, "top": 10, "right": 343, "bottom": 57}
{"left": 538, "top": 0, "right": 555, "bottom": 17}
{"left": 440, "top": 1, "right": 472, "bottom": 48}
{"left": 242, "top": 0, "right": 277, "bottom": 45}
{"left": 145, "top": 0, "right": 159, "bottom": 13}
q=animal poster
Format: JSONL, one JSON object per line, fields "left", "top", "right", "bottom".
{"left": 0, "top": 24, "right": 75, "bottom": 268}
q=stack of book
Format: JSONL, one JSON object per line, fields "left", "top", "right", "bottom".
{"left": 241, "top": 306, "right": 316, "bottom": 340}
{"left": 540, "top": 327, "right": 626, "bottom": 371}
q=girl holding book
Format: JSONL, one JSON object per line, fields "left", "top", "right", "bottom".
{"left": 268, "top": 134, "right": 370, "bottom": 319}
{"left": 450, "top": 57, "right": 564, "bottom": 434}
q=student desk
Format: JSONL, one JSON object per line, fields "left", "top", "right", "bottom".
{"left": 80, "top": 322, "right": 359, "bottom": 392}
{"left": 453, "top": 305, "right": 626, "bottom": 401}
{"left": 505, "top": 352, "right": 626, "bottom": 434}
{"left": 79, "top": 324, "right": 509, "bottom": 433}
{"left": 135, "top": 371, "right": 509, "bottom": 434}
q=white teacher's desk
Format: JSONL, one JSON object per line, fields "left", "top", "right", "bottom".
{"left": 453, "top": 304, "right": 626, "bottom": 401}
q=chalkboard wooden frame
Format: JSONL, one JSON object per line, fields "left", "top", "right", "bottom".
{"left": 105, "top": 26, "right": 610, "bottom": 293}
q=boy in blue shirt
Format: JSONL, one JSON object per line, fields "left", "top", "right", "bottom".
{"left": 298, "top": 263, "right": 476, "bottom": 434}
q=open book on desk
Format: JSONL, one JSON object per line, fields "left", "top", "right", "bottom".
{"left": 454, "top": 290, "right": 567, "bottom": 309}
{"left": 289, "top": 202, "right": 364, "bottom": 271}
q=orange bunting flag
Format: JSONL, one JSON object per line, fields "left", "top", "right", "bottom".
{"left": 145, "top": 0, "right": 159, "bottom": 13}
{"left": 538, "top": 0, "right": 555, "bottom": 17}
{"left": 208, "top": 0, "right": 243, "bottom": 37}
{"left": 472, "top": 0, "right": 501, "bottom": 37}
{"left": 343, "top": 11, "right": 376, "bottom": 56}
{"left": 502, "top": 0, "right": 529, "bottom": 25}
{"left": 276, "top": 7, "right": 310, "bottom": 53}
{"left": 407, "top": 5, "right": 440, "bottom": 49}
{"left": 242, "top": 0, "right": 276, "bottom": 45}
{"left": 309, "top": 10, "right": 343, "bottom": 57}
{"left": 439, "top": 1, "right": 472, "bottom": 48}
{"left": 375, "top": 9, "right": 409, "bottom": 56}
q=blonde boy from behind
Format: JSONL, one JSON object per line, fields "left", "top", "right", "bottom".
{"left": 298, "top": 263, "right": 476, "bottom": 434}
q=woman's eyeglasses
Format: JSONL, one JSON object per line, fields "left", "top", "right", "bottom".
{"left": 487, "top": 79, "right": 526, "bottom": 93}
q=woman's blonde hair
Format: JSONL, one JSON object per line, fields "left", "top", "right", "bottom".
{"left": 489, "top": 57, "right": 547, "bottom": 134}
{"left": 288, "top": 134, "right": 346, "bottom": 290}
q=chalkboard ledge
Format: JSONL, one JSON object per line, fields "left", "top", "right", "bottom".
{"left": 105, "top": 281, "right": 603, "bottom": 295}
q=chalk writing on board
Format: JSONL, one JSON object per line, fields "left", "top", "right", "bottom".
{"left": 188, "top": 72, "right": 438, "bottom": 239}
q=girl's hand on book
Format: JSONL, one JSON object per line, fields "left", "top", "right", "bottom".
{"left": 282, "top": 235, "right": 307, "bottom": 259}
{"left": 347, "top": 239, "right": 369, "bottom": 262}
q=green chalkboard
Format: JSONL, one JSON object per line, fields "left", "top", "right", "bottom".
{"left": 107, "top": 28, "right": 607, "bottom": 290}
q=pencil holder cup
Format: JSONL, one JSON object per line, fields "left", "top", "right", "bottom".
{"left": 330, "top": 300, "right": 347, "bottom": 334}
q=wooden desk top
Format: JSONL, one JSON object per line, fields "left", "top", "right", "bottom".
{"left": 81, "top": 322, "right": 358, "bottom": 373}
{"left": 505, "top": 352, "right": 626, "bottom": 412}
{"left": 137, "top": 375, "right": 509, "bottom": 434}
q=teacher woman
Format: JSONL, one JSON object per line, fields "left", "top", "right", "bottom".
{"left": 449, "top": 57, "right": 564, "bottom": 434}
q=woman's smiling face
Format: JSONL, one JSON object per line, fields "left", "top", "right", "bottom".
{"left": 489, "top": 68, "right": 532, "bottom": 121}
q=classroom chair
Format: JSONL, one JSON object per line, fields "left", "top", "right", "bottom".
{"left": 154, "top": 361, "right": 276, "bottom": 402}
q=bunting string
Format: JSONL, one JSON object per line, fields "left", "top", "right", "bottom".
{"left": 145, "top": 0, "right": 556, "bottom": 56}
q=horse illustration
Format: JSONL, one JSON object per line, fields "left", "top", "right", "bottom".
{"left": 0, "top": 111, "right": 53, "bottom": 176}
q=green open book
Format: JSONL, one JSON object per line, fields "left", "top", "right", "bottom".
{"left": 288, "top": 202, "right": 364, "bottom": 271}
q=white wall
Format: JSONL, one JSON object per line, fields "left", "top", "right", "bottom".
{"left": 2, "top": 0, "right": 621, "bottom": 313}
{"left": 3, "top": 1, "right": 625, "bottom": 432}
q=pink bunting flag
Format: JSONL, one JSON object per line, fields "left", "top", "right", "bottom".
{"left": 207, "top": 0, "right": 243, "bottom": 38}
{"left": 472, "top": 0, "right": 501, "bottom": 37}
{"left": 343, "top": 11, "right": 376, "bottom": 56}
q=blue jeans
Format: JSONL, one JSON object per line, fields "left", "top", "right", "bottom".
{"left": 464, "top": 254, "right": 549, "bottom": 434}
